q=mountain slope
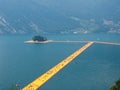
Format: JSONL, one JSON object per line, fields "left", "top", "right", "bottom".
{"left": 0, "top": 0, "right": 120, "bottom": 34}
{"left": 0, "top": 0, "right": 79, "bottom": 34}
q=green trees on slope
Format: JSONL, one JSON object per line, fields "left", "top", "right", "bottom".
{"left": 110, "top": 78, "right": 120, "bottom": 90}
{"left": 32, "top": 35, "right": 47, "bottom": 41}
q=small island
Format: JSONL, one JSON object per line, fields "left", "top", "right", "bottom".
{"left": 25, "top": 35, "right": 53, "bottom": 43}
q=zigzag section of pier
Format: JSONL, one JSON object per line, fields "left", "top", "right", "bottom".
{"left": 22, "top": 42, "right": 94, "bottom": 90}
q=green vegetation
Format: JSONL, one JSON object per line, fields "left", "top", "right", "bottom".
{"left": 32, "top": 35, "right": 47, "bottom": 41}
{"left": 66, "top": 18, "right": 100, "bottom": 34}
{"left": 79, "top": 19, "right": 99, "bottom": 33}
{"left": 110, "top": 78, "right": 120, "bottom": 90}
{"left": 10, "top": 85, "right": 18, "bottom": 90}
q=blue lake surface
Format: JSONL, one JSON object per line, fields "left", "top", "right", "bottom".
{"left": 0, "top": 34, "right": 120, "bottom": 90}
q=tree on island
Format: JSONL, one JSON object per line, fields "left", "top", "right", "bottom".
{"left": 110, "top": 78, "right": 120, "bottom": 90}
{"left": 32, "top": 35, "right": 47, "bottom": 41}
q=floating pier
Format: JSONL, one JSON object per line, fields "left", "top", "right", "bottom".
{"left": 22, "top": 42, "right": 94, "bottom": 90}
{"left": 53, "top": 40, "right": 120, "bottom": 46}
{"left": 94, "top": 41, "right": 120, "bottom": 46}
{"left": 22, "top": 40, "right": 120, "bottom": 90}
{"left": 25, "top": 39, "right": 120, "bottom": 46}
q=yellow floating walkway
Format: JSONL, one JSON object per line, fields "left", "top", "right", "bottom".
{"left": 54, "top": 40, "right": 120, "bottom": 46}
{"left": 53, "top": 40, "right": 91, "bottom": 43}
{"left": 22, "top": 42, "right": 94, "bottom": 90}
{"left": 94, "top": 41, "right": 120, "bottom": 46}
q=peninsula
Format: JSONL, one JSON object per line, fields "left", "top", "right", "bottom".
{"left": 24, "top": 35, "right": 53, "bottom": 43}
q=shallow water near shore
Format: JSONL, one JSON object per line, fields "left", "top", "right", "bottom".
{"left": 0, "top": 34, "right": 120, "bottom": 90}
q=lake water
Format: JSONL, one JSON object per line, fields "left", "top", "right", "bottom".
{"left": 0, "top": 34, "right": 120, "bottom": 90}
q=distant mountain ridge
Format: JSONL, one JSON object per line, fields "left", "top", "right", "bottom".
{"left": 0, "top": 0, "right": 120, "bottom": 34}
{"left": 0, "top": 0, "right": 79, "bottom": 34}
